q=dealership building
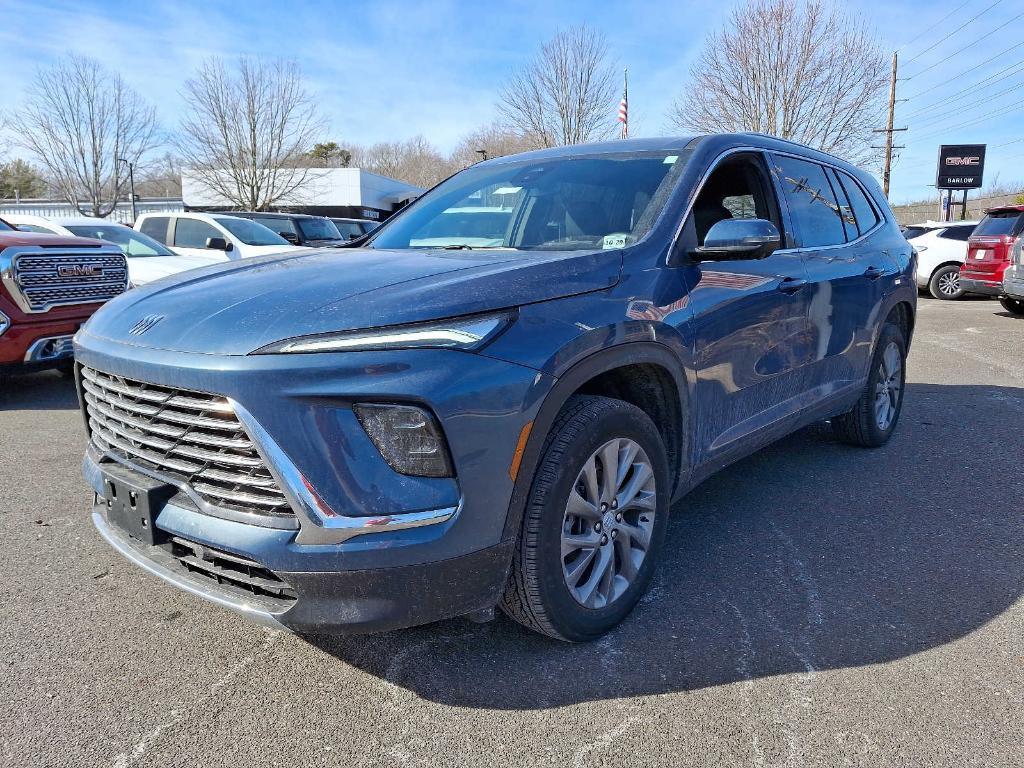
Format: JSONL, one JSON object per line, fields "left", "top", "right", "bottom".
{"left": 181, "top": 168, "right": 423, "bottom": 222}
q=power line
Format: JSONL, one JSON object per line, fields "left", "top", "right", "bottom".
{"left": 904, "top": 41, "right": 1024, "bottom": 99}
{"left": 903, "top": 9, "right": 1024, "bottom": 80}
{"left": 903, "top": 0, "right": 1003, "bottom": 66}
{"left": 905, "top": 71, "right": 1024, "bottom": 123}
{"left": 908, "top": 76, "right": 1024, "bottom": 126}
{"left": 913, "top": 102, "right": 1023, "bottom": 142}
{"left": 899, "top": 1, "right": 971, "bottom": 51}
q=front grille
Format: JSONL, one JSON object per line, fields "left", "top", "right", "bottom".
{"left": 81, "top": 367, "right": 293, "bottom": 518}
{"left": 164, "top": 536, "right": 296, "bottom": 604}
{"left": 11, "top": 249, "right": 128, "bottom": 312}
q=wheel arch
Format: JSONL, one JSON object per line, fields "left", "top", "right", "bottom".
{"left": 501, "top": 342, "right": 690, "bottom": 540}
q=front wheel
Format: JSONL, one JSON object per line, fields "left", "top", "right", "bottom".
{"left": 832, "top": 322, "right": 907, "bottom": 447}
{"left": 999, "top": 296, "right": 1024, "bottom": 315}
{"left": 928, "top": 264, "right": 964, "bottom": 300}
{"left": 500, "top": 395, "right": 670, "bottom": 642}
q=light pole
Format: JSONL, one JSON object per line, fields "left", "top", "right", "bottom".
{"left": 118, "top": 157, "right": 137, "bottom": 223}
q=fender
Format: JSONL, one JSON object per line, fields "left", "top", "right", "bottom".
{"left": 500, "top": 340, "right": 692, "bottom": 541}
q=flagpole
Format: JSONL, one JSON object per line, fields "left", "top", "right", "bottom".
{"left": 623, "top": 69, "right": 629, "bottom": 139}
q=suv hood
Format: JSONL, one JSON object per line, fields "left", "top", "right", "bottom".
{"left": 82, "top": 246, "right": 621, "bottom": 355}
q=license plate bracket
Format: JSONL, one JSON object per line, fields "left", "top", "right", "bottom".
{"left": 100, "top": 466, "right": 175, "bottom": 546}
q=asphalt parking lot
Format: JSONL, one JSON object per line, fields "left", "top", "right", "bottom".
{"left": 1, "top": 298, "right": 1022, "bottom": 768}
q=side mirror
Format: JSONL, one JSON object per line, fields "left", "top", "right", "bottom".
{"left": 280, "top": 231, "right": 300, "bottom": 244}
{"left": 692, "top": 219, "right": 781, "bottom": 261}
{"left": 205, "top": 236, "right": 231, "bottom": 251}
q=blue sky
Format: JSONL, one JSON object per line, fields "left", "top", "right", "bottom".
{"left": 1, "top": 0, "right": 1022, "bottom": 204}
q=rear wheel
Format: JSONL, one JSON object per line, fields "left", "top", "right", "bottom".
{"left": 999, "top": 296, "right": 1024, "bottom": 315}
{"left": 500, "top": 395, "right": 670, "bottom": 642}
{"left": 832, "top": 323, "right": 906, "bottom": 448}
{"left": 928, "top": 264, "right": 964, "bottom": 300}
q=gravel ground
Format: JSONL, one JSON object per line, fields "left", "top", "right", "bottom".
{"left": 1, "top": 298, "right": 1022, "bottom": 768}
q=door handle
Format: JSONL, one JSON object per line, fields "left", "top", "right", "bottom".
{"left": 777, "top": 277, "right": 807, "bottom": 294}
{"left": 864, "top": 266, "right": 885, "bottom": 280}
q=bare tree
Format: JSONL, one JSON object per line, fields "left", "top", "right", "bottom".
{"left": 668, "top": 0, "right": 887, "bottom": 165}
{"left": 498, "top": 25, "right": 617, "bottom": 148}
{"left": 178, "top": 58, "right": 323, "bottom": 209}
{"left": 12, "top": 55, "right": 159, "bottom": 216}
{"left": 352, "top": 135, "right": 454, "bottom": 188}
{"left": 448, "top": 123, "right": 544, "bottom": 169}
{"left": 135, "top": 152, "right": 183, "bottom": 198}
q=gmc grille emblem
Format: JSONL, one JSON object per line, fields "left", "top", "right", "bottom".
{"left": 129, "top": 314, "right": 165, "bottom": 336}
{"left": 58, "top": 264, "right": 101, "bottom": 278}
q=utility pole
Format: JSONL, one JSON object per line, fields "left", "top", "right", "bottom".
{"left": 873, "top": 51, "right": 907, "bottom": 199}
{"left": 119, "top": 157, "right": 137, "bottom": 223}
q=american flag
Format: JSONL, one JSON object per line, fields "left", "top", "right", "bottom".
{"left": 618, "top": 69, "right": 628, "bottom": 139}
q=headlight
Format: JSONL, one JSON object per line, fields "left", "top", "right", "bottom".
{"left": 354, "top": 403, "right": 454, "bottom": 477}
{"left": 253, "top": 311, "right": 514, "bottom": 355}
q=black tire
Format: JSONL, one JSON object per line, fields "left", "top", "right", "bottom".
{"left": 999, "top": 296, "right": 1024, "bottom": 315}
{"left": 500, "top": 395, "right": 670, "bottom": 642}
{"left": 928, "top": 264, "right": 964, "bottom": 300}
{"left": 832, "top": 322, "right": 907, "bottom": 447}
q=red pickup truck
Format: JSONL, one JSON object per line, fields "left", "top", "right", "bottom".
{"left": 0, "top": 220, "right": 128, "bottom": 374}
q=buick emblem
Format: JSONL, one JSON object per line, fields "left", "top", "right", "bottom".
{"left": 129, "top": 314, "right": 165, "bottom": 336}
{"left": 58, "top": 264, "right": 101, "bottom": 278}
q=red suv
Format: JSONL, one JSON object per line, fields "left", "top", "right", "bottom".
{"left": 959, "top": 205, "right": 1024, "bottom": 297}
{"left": 0, "top": 219, "right": 128, "bottom": 375}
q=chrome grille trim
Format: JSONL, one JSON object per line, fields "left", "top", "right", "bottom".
{"left": 0, "top": 245, "right": 128, "bottom": 313}
{"left": 81, "top": 367, "right": 293, "bottom": 518}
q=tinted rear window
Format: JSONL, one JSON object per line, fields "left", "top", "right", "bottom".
{"left": 972, "top": 212, "right": 1023, "bottom": 237}
{"left": 938, "top": 225, "right": 975, "bottom": 241}
{"left": 770, "top": 155, "right": 847, "bottom": 248}
{"left": 902, "top": 226, "right": 933, "bottom": 240}
{"left": 139, "top": 216, "right": 170, "bottom": 243}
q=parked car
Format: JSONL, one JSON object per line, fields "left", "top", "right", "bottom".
{"left": 331, "top": 217, "right": 379, "bottom": 239}
{"left": 134, "top": 212, "right": 306, "bottom": 260}
{"left": 903, "top": 219, "right": 978, "bottom": 299}
{"left": 1000, "top": 233, "right": 1024, "bottom": 315}
{"left": 960, "top": 205, "right": 1024, "bottom": 298}
{"left": 4, "top": 214, "right": 222, "bottom": 287}
{"left": 0, "top": 218, "right": 127, "bottom": 375}
{"left": 75, "top": 134, "right": 915, "bottom": 641}
{"left": 216, "top": 211, "right": 346, "bottom": 247}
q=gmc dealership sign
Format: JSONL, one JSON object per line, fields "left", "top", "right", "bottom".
{"left": 936, "top": 144, "right": 986, "bottom": 189}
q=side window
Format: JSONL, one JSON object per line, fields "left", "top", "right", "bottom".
{"left": 825, "top": 167, "right": 858, "bottom": 242}
{"left": 689, "top": 153, "right": 782, "bottom": 246}
{"left": 769, "top": 155, "right": 847, "bottom": 248}
{"left": 17, "top": 224, "right": 59, "bottom": 234}
{"left": 139, "top": 216, "right": 170, "bottom": 244}
{"left": 173, "top": 218, "right": 222, "bottom": 249}
{"left": 938, "top": 225, "right": 974, "bottom": 241}
{"left": 836, "top": 170, "right": 880, "bottom": 236}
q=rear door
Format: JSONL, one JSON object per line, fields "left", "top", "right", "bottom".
{"left": 170, "top": 217, "right": 234, "bottom": 261}
{"left": 768, "top": 154, "right": 890, "bottom": 388}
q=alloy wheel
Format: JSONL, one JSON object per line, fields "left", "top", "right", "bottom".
{"left": 937, "top": 270, "right": 960, "bottom": 297}
{"left": 561, "top": 438, "right": 657, "bottom": 609}
{"left": 874, "top": 341, "right": 903, "bottom": 431}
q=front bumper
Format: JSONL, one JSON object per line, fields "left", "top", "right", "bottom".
{"left": 959, "top": 276, "right": 1004, "bottom": 296}
{"left": 92, "top": 503, "right": 513, "bottom": 633}
{"left": 76, "top": 330, "right": 550, "bottom": 631}
{"left": 1003, "top": 265, "right": 1024, "bottom": 299}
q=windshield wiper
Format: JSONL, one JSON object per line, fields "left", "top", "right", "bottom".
{"left": 441, "top": 244, "right": 474, "bottom": 250}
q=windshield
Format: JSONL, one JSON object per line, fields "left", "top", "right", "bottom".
{"left": 66, "top": 224, "right": 176, "bottom": 257}
{"left": 973, "top": 211, "right": 1022, "bottom": 237}
{"left": 297, "top": 217, "right": 342, "bottom": 241}
{"left": 370, "top": 150, "right": 688, "bottom": 251}
{"left": 214, "top": 216, "right": 290, "bottom": 246}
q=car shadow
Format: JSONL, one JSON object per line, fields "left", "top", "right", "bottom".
{"left": 0, "top": 370, "right": 80, "bottom": 411}
{"left": 306, "top": 383, "right": 1024, "bottom": 709}
{"left": 994, "top": 311, "right": 1024, "bottom": 320}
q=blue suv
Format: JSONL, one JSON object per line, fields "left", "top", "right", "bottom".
{"left": 75, "top": 134, "right": 915, "bottom": 641}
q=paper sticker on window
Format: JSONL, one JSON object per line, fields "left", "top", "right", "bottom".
{"left": 603, "top": 233, "right": 636, "bottom": 249}
{"left": 663, "top": 155, "right": 678, "bottom": 164}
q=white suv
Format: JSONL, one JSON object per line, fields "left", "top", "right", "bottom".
{"left": 135, "top": 212, "right": 306, "bottom": 261}
{"left": 904, "top": 220, "right": 978, "bottom": 300}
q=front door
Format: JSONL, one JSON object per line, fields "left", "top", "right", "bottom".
{"left": 671, "top": 152, "right": 814, "bottom": 465}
